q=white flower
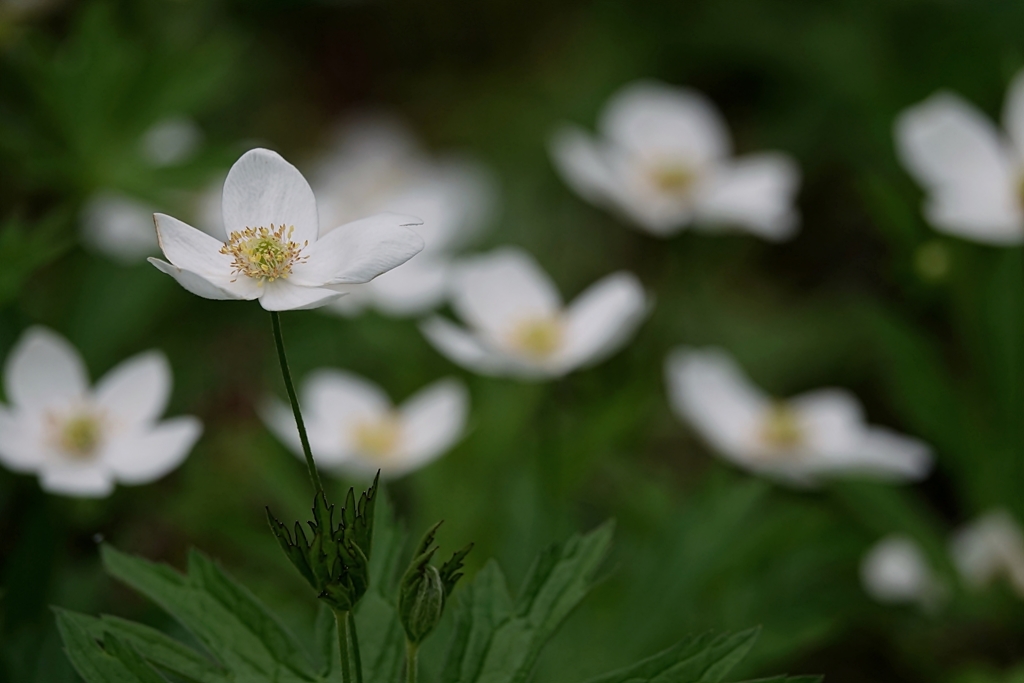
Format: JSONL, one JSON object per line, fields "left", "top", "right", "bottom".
{"left": 894, "top": 71, "right": 1024, "bottom": 245}
{"left": 0, "top": 327, "right": 201, "bottom": 498}
{"left": 261, "top": 370, "right": 468, "bottom": 479}
{"left": 549, "top": 80, "right": 800, "bottom": 239}
{"left": 861, "top": 535, "right": 943, "bottom": 608}
{"left": 81, "top": 191, "right": 159, "bottom": 263}
{"left": 311, "top": 115, "right": 496, "bottom": 317}
{"left": 420, "top": 247, "right": 647, "bottom": 380}
{"left": 951, "top": 510, "right": 1024, "bottom": 597}
{"left": 148, "top": 148, "right": 425, "bottom": 311}
{"left": 664, "top": 347, "right": 932, "bottom": 485}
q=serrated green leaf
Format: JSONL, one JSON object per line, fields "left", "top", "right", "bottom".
{"left": 101, "top": 545, "right": 317, "bottom": 682}
{"left": 584, "top": 629, "right": 760, "bottom": 683}
{"left": 55, "top": 610, "right": 163, "bottom": 683}
{"left": 55, "top": 609, "right": 228, "bottom": 683}
{"left": 439, "top": 562, "right": 514, "bottom": 683}
{"left": 440, "top": 521, "right": 613, "bottom": 683}
{"left": 102, "top": 634, "right": 170, "bottom": 683}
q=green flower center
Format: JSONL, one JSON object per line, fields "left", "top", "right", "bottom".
{"left": 509, "top": 317, "right": 564, "bottom": 359}
{"left": 353, "top": 415, "right": 402, "bottom": 460}
{"left": 759, "top": 403, "right": 803, "bottom": 450}
{"left": 220, "top": 224, "right": 308, "bottom": 282}
{"left": 58, "top": 413, "right": 103, "bottom": 458}
{"left": 651, "top": 164, "right": 696, "bottom": 194}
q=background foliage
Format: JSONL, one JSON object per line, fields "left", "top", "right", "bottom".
{"left": 2, "top": 0, "right": 1024, "bottom": 681}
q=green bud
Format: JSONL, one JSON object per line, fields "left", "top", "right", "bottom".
{"left": 266, "top": 472, "right": 379, "bottom": 612}
{"left": 398, "top": 521, "right": 473, "bottom": 646}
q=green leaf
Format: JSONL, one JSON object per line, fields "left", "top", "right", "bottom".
{"left": 440, "top": 521, "right": 614, "bottom": 683}
{"left": 584, "top": 629, "right": 759, "bottom": 683}
{"left": 101, "top": 545, "right": 317, "bottom": 682}
{"left": 55, "top": 610, "right": 166, "bottom": 683}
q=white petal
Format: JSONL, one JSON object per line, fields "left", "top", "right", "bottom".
{"left": 951, "top": 510, "right": 1024, "bottom": 596}
{"left": 302, "top": 368, "right": 390, "bottom": 421}
{"left": 364, "top": 254, "right": 451, "bottom": 316}
{"left": 450, "top": 248, "right": 562, "bottom": 337}
{"left": 154, "top": 213, "right": 234, "bottom": 278}
{"left": 80, "top": 192, "right": 159, "bottom": 263}
{"left": 848, "top": 427, "right": 933, "bottom": 480}
{"left": 222, "top": 148, "right": 319, "bottom": 244}
{"left": 556, "top": 272, "right": 647, "bottom": 371}
{"left": 94, "top": 351, "right": 171, "bottom": 428}
{"left": 664, "top": 347, "right": 769, "bottom": 461}
{"left": 4, "top": 327, "right": 88, "bottom": 411}
{"left": 548, "top": 126, "right": 621, "bottom": 206}
{"left": 1004, "top": 68, "right": 1024, "bottom": 160}
{"left": 895, "top": 93, "right": 1022, "bottom": 243}
{"left": 103, "top": 416, "right": 201, "bottom": 484}
{"left": 420, "top": 317, "right": 528, "bottom": 378}
{"left": 790, "top": 389, "right": 865, "bottom": 455}
{"left": 599, "top": 80, "right": 731, "bottom": 166}
{"left": 257, "top": 281, "right": 344, "bottom": 311}
{"left": 259, "top": 397, "right": 351, "bottom": 466}
{"left": 39, "top": 462, "right": 115, "bottom": 498}
{"left": 0, "top": 406, "right": 41, "bottom": 472}
{"left": 289, "top": 213, "right": 424, "bottom": 286}
{"left": 394, "top": 379, "right": 468, "bottom": 474}
{"left": 693, "top": 153, "right": 801, "bottom": 240}
{"left": 861, "top": 535, "right": 935, "bottom": 604}
{"left": 148, "top": 258, "right": 243, "bottom": 301}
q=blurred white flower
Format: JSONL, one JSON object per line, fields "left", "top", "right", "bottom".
{"left": 894, "top": 72, "right": 1024, "bottom": 245}
{"left": 0, "top": 327, "right": 201, "bottom": 498}
{"left": 861, "top": 535, "right": 943, "bottom": 608}
{"left": 262, "top": 370, "right": 468, "bottom": 478}
{"left": 550, "top": 80, "right": 800, "bottom": 240}
{"left": 149, "top": 148, "right": 425, "bottom": 311}
{"left": 664, "top": 347, "right": 932, "bottom": 485}
{"left": 80, "top": 191, "right": 159, "bottom": 263}
{"left": 311, "top": 115, "right": 497, "bottom": 317}
{"left": 951, "top": 510, "right": 1024, "bottom": 597}
{"left": 421, "top": 247, "right": 647, "bottom": 380}
{"left": 139, "top": 116, "right": 203, "bottom": 168}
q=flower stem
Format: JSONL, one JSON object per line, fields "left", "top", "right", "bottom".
{"left": 405, "top": 640, "right": 419, "bottom": 683}
{"left": 270, "top": 311, "right": 323, "bottom": 495}
{"left": 347, "top": 611, "right": 364, "bottom": 683}
{"left": 334, "top": 609, "right": 364, "bottom": 683}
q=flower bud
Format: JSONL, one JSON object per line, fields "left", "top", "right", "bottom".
{"left": 398, "top": 521, "right": 473, "bottom": 646}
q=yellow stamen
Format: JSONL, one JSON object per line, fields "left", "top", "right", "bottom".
{"left": 650, "top": 164, "right": 696, "bottom": 194}
{"left": 509, "top": 317, "right": 564, "bottom": 359}
{"left": 759, "top": 402, "right": 803, "bottom": 450}
{"left": 51, "top": 412, "right": 104, "bottom": 458}
{"left": 352, "top": 415, "right": 402, "bottom": 460}
{"left": 219, "top": 224, "right": 308, "bottom": 282}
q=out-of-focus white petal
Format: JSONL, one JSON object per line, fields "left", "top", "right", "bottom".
{"left": 365, "top": 255, "right": 452, "bottom": 316}
{"left": 395, "top": 378, "right": 468, "bottom": 473}
{"left": 548, "top": 126, "right": 620, "bottom": 206}
{"left": 450, "top": 248, "right": 562, "bottom": 337}
{"left": 94, "top": 351, "right": 171, "bottom": 428}
{"left": 221, "top": 148, "right": 319, "bottom": 244}
{"left": 420, "top": 317, "right": 520, "bottom": 377}
{"left": 951, "top": 510, "right": 1024, "bottom": 597}
{"left": 664, "top": 347, "right": 768, "bottom": 460}
{"left": 81, "top": 192, "right": 159, "bottom": 263}
{"left": 693, "top": 153, "right": 801, "bottom": 240}
{"left": 289, "top": 213, "right": 424, "bottom": 287}
{"left": 4, "top": 327, "right": 89, "bottom": 411}
{"left": 39, "top": 462, "right": 115, "bottom": 498}
{"left": 302, "top": 369, "right": 390, "bottom": 422}
{"left": 557, "top": 272, "right": 647, "bottom": 371}
{"left": 790, "top": 389, "right": 865, "bottom": 454}
{"left": 140, "top": 117, "right": 202, "bottom": 168}
{"left": 599, "top": 80, "right": 731, "bottom": 166}
{"left": 895, "top": 93, "right": 1022, "bottom": 244}
{"left": 844, "top": 428, "right": 934, "bottom": 481}
{"left": 1003, "top": 69, "right": 1024, "bottom": 160}
{"left": 257, "top": 281, "right": 343, "bottom": 311}
{"left": 259, "top": 397, "right": 351, "bottom": 466}
{"left": 103, "top": 416, "right": 201, "bottom": 484}
{"left": 861, "top": 535, "right": 938, "bottom": 606}
{"left": 0, "top": 406, "right": 40, "bottom": 472}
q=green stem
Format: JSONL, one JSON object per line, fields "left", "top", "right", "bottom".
{"left": 270, "top": 311, "right": 323, "bottom": 494}
{"left": 405, "top": 640, "right": 419, "bottom": 683}
{"left": 347, "top": 611, "right": 364, "bottom": 683}
{"left": 335, "top": 610, "right": 353, "bottom": 683}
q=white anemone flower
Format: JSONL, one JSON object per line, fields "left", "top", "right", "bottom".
{"left": 861, "top": 535, "right": 943, "bottom": 608}
{"left": 951, "top": 510, "right": 1024, "bottom": 597}
{"left": 549, "top": 80, "right": 800, "bottom": 240}
{"left": 894, "top": 71, "right": 1024, "bottom": 245}
{"left": 262, "top": 370, "right": 468, "bottom": 479}
{"left": 311, "top": 115, "right": 496, "bottom": 317}
{"left": 148, "top": 148, "right": 425, "bottom": 311}
{"left": 664, "top": 347, "right": 932, "bottom": 485}
{"left": 0, "top": 327, "right": 201, "bottom": 498}
{"left": 81, "top": 191, "right": 160, "bottom": 263}
{"left": 420, "top": 247, "right": 648, "bottom": 380}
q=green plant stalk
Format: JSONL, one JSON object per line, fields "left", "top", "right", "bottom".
{"left": 334, "top": 609, "right": 364, "bottom": 683}
{"left": 270, "top": 311, "right": 323, "bottom": 495}
{"left": 347, "top": 611, "right": 364, "bottom": 683}
{"left": 405, "top": 640, "right": 419, "bottom": 683}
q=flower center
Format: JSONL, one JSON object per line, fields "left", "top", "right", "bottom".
{"left": 759, "top": 402, "right": 803, "bottom": 450}
{"left": 220, "top": 224, "right": 308, "bottom": 282}
{"left": 51, "top": 411, "right": 104, "bottom": 459}
{"left": 352, "top": 415, "right": 402, "bottom": 460}
{"left": 509, "top": 317, "right": 564, "bottom": 359}
{"left": 650, "top": 164, "right": 697, "bottom": 195}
